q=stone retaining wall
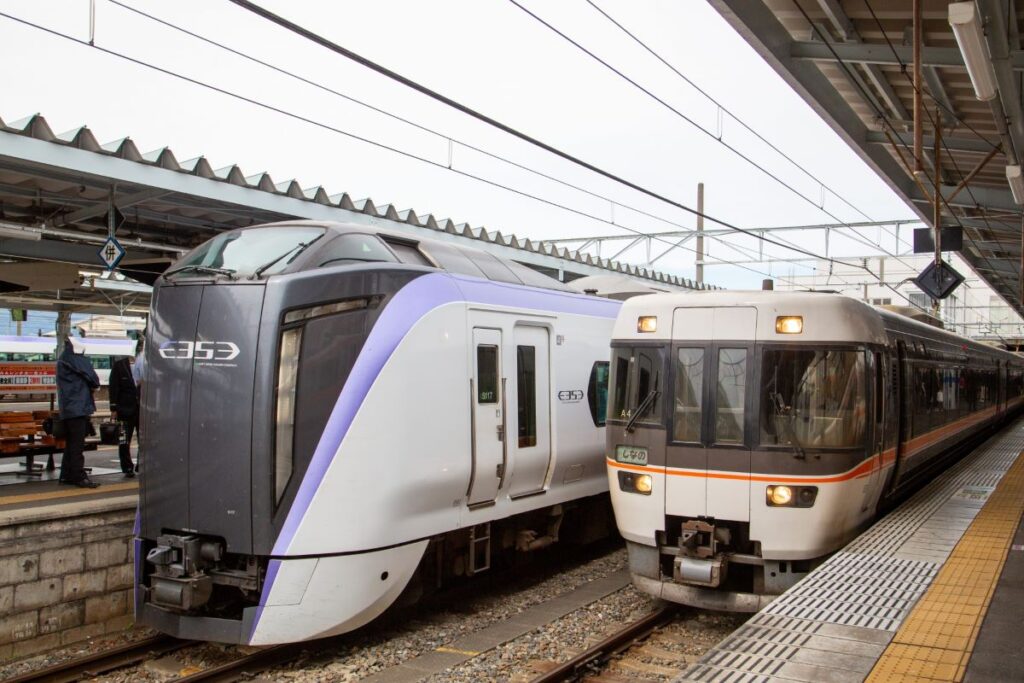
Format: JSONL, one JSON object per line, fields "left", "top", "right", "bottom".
{"left": 0, "top": 496, "right": 136, "bottom": 660}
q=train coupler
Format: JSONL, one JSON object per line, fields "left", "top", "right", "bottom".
{"left": 674, "top": 519, "right": 730, "bottom": 588}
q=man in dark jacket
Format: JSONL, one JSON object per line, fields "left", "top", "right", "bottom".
{"left": 108, "top": 355, "right": 138, "bottom": 476}
{"left": 56, "top": 338, "right": 100, "bottom": 488}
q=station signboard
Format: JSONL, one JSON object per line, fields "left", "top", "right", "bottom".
{"left": 0, "top": 362, "right": 57, "bottom": 394}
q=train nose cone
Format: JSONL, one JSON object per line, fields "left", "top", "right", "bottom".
{"left": 142, "top": 283, "right": 264, "bottom": 554}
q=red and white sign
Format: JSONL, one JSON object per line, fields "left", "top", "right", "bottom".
{"left": 0, "top": 363, "right": 56, "bottom": 394}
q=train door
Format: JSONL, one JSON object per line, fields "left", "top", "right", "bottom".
{"left": 861, "top": 351, "right": 885, "bottom": 512}
{"left": 705, "top": 309, "right": 755, "bottom": 522}
{"left": 509, "top": 326, "right": 552, "bottom": 498}
{"left": 890, "top": 340, "right": 909, "bottom": 489}
{"left": 666, "top": 307, "right": 755, "bottom": 522}
{"left": 469, "top": 328, "right": 506, "bottom": 506}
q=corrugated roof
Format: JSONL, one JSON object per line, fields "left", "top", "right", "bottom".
{"left": 0, "top": 113, "right": 713, "bottom": 291}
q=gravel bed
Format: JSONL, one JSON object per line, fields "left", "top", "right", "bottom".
{"left": 432, "top": 587, "right": 747, "bottom": 683}
{"left": 282, "top": 545, "right": 630, "bottom": 683}
{"left": 0, "top": 626, "right": 159, "bottom": 681}
{"left": 0, "top": 544, "right": 628, "bottom": 682}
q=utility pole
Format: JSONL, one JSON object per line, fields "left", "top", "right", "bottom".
{"left": 696, "top": 183, "right": 704, "bottom": 286}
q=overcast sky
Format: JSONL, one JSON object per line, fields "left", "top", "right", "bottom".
{"left": 0, "top": 0, "right": 923, "bottom": 289}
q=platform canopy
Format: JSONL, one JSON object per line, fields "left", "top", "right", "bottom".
{"left": 710, "top": 0, "right": 1024, "bottom": 319}
{"left": 0, "top": 113, "right": 707, "bottom": 316}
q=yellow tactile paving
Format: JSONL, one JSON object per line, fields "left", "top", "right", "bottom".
{"left": 0, "top": 480, "right": 137, "bottom": 505}
{"left": 866, "top": 450, "right": 1024, "bottom": 682}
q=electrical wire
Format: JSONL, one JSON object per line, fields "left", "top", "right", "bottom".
{"left": 581, "top": 0, "right": 921, "bottom": 258}
{"left": 225, "top": 0, "right": 887, "bottom": 276}
{"left": 582, "top": 0, "right": 875, "bottom": 225}
{"left": 0, "top": 8, "right": 816, "bottom": 289}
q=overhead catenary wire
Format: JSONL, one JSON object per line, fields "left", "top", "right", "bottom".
{"left": 582, "top": 0, "right": 875, "bottom": 225}
{"left": 106, "top": 0, "right": 827, "bottom": 272}
{"left": 503, "top": 0, "right": 870, "bottom": 234}
{"left": 579, "top": 0, "right": 919, "bottom": 257}
{"left": 108, "top": 0, "right": 893, "bottom": 291}
{"left": 225, "top": 0, "right": 891, "bottom": 278}
{"left": 0, "top": 8, "right": 817, "bottom": 290}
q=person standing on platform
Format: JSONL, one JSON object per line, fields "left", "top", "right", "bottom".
{"left": 56, "top": 337, "right": 100, "bottom": 488}
{"left": 108, "top": 354, "right": 138, "bottom": 477}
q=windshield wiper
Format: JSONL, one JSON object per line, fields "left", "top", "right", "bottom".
{"left": 251, "top": 236, "right": 322, "bottom": 280}
{"left": 163, "top": 264, "right": 237, "bottom": 280}
{"left": 626, "top": 389, "right": 659, "bottom": 433}
{"left": 771, "top": 391, "right": 807, "bottom": 460}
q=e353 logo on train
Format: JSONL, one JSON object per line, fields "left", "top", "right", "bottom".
{"left": 558, "top": 389, "right": 584, "bottom": 403}
{"left": 158, "top": 341, "right": 240, "bottom": 361}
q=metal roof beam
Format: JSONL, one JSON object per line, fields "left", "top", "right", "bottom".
{"left": 807, "top": 1, "right": 910, "bottom": 123}
{"left": 865, "top": 130, "right": 1000, "bottom": 154}
{"left": 790, "top": 40, "right": 1024, "bottom": 69}
{"left": 0, "top": 237, "right": 165, "bottom": 265}
{"left": 908, "top": 183, "right": 1020, "bottom": 211}
{"left": 53, "top": 188, "right": 169, "bottom": 227}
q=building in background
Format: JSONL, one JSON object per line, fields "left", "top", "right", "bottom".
{"left": 775, "top": 253, "right": 1024, "bottom": 345}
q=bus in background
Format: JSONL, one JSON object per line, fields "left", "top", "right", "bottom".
{"left": 0, "top": 336, "right": 137, "bottom": 399}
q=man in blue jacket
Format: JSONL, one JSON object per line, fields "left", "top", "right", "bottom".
{"left": 56, "top": 338, "right": 100, "bottom": 488}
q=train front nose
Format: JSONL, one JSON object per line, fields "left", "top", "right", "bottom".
{"left": 141, "top": 282, "right": 265, "bottom": 555}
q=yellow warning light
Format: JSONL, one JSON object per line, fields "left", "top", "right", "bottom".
{"left": 637, "top": 316, "right": 658, "bottom": 333}
{"left": 775, "top": 316, "right": 804, "bottom": 334}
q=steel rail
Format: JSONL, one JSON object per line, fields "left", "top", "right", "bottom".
{"left": 5, "top": 634, "right": 187, "bottom": 683}
{"left": 172, "top": 643, "right": 303, "bottom": 683}
{"left": 528, "top": 605, "right": 677, "bottom": 683}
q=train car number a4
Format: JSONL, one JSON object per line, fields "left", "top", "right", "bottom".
{"left": 615, "top": 445, "right": 648, "bottom": 466}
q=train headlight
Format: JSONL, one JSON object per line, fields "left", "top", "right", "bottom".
{"left": 274, "top": 327, "right": 303, "bottom": 505}
{"left": 767, "top": 485, "right": 793, "bottom": 506}
{"left": 766, "top": 485, "right": 818, "bottom": 507}
{"left": 637, "top": 316, "right": 658, "bottom": 333}
{"left": 775, "top": 316, "right": 803, "bottom": 334}
{"left": 618, "top": 471, "right": 653, "bottom": 495}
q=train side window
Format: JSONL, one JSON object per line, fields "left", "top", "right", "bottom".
{"left": 673, "top": 348, "right": 704, "bottom": 442}
{"left": 587, "top": 361, "right": 609, "bottom": 427}
{"left": 476, "top": 345, "right": 498, "bottom": 404}
{"left": 714, "top": 348, "right": 746, "bottom": 445}
{"left": 517, "top": 345, "right": 537, "bottom": 447}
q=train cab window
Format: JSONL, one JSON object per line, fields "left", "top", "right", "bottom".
{"left": 609, "top": 346, "right": 665, "bottom": 424}
{"left": 714, "top": 349, "right": 747, "bottom": 444}
{"left": 477, "top": 346, "right": 498, "bottom": 404}
{"left": 317, "top": 234, "right": 398, "bottom": 268}
{"left": 673, "top": 348, "right": 704, "bottom": 442}
{"left": 587, "top": 361, "right": 609, "bottom": 427}
{"left": 517, "top": 345, "right": 537, "bottom": 447}
{"left": 760, "top": 348, "right": 866, "bottom": 449}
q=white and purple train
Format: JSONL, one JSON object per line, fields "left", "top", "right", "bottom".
{"left": 136, "top": 221, "right": 621, "bottom": 644}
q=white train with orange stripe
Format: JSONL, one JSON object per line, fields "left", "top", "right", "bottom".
{"left": 606, "top": 290, "right": 1024, "bottom": 611}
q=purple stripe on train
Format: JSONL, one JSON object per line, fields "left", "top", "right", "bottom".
{"left": 249, "top": 272, "right": 619, "bottom": 641}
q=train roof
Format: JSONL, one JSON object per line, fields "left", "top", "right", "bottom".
{"left": 211, "top": 220, "right": 575, "bottom": 292}
{"left": 613, "top": 290, "right": 1022, "bottom": 363}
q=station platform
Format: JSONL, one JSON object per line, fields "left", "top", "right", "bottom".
{"left": 677, "top": 417, "right": 1024, "bottom": 683}
{"left": 0, "top": 443, "right": 138, "bottom": 515}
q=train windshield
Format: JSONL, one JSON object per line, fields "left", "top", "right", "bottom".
{"left": 609, "top": 346, "right": 666, "bottom": 424}
{"left": 760, "top": 348, "right": 866, "bottom": 449}
{"left": 171, "top": 227, "right": 326, "bottom": 278}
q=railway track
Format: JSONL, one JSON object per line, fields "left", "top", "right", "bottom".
{"left": 527, "top": 606, "right": 679, "bottom": 683}
{"left": 5, "top": 634, "right": 188, "bottom": 683}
